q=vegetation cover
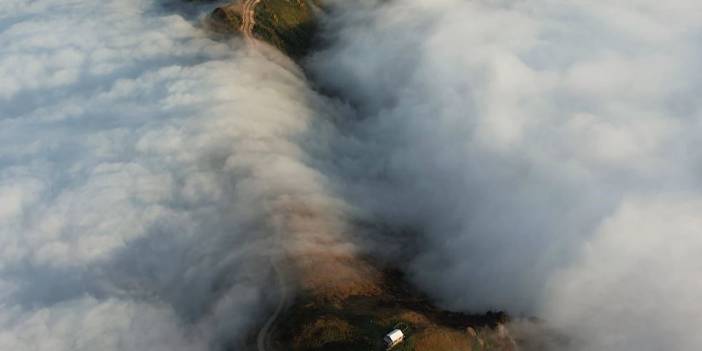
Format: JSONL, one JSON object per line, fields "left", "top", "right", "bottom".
{"left": 207, "top": 0, "right": 318, "bottom": 57}
{"left": 271, "top": 266, "right": 515, "bottom": 351}
{"left": 252, "top": 0, "right": 318, "bottom": 57}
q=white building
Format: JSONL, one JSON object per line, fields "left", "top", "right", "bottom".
{"left": 384, "top": 329, "right": 404, "bottom": 349}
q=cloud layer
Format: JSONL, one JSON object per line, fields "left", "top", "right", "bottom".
{"left": 4, "top": 0, "right": 702, "bottom": 350}
{"left": 0, "top": 0, "right": 348, "bottom": 349}
{"left": 308, "top": 0, "right": 702, "bottom": 349}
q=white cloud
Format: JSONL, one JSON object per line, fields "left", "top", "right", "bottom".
{"left": 0, "top": 0, "right": 348, "bottom": 349}
{"left": 0, "top": 298, "right": 207, "bottom": 351}
{"left": 310, "top": 0, "right": 702, "bottom": 348}
{"left": 546, "top": 196, "right": 702, "bottom": 350}
{"left": 5, "top": 0, "right": 702, "bottom": 349}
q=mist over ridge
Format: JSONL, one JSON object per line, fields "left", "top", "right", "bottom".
{"left": 0, "top": 0, "right": 356, "bottom": 349}
{"left": 1, "top": 0, "right": 702, "bottom": 350}
{"left": 306, "top": 0, "right": 702, "bottom": 349}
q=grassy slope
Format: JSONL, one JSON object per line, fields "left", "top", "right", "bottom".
{"left": 273, "top": 267, "right": 514, "bottom": 351}
{"left": 252, "top": 0, "right": 317, "bottom": 57}
{"left": 206, "top": 0, "right": 317, "bottom": 57}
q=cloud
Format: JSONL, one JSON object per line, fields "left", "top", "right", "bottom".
{"left": 0, "top": 298, "right": 207, "bottom": 351}
{"left": 0, "top": 0, "right": 349, "bottom": 350}
{"left": 308, "top": 0, "right": 702, "bottom": 349}
{"left": 5, "top": 0, "right": 702, "bottom": 349}
{"left": 545, "top": 195, "right": 702, "bottom": 350}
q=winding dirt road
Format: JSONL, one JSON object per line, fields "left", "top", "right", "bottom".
{"left": 256, "top": 260, "right": 288, "bottom": 351}
{"left": 240, "top": 0, "right": 262, "bottom": 45}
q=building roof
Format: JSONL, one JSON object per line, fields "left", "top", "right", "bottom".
{"left": 385, "top": 329, "right": 404, "bottom": 343}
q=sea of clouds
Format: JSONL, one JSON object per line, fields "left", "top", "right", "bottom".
{"left": 309, "top": 0, "right": 702, "bottom": 350}
{"left": 3, "top": 0, "right": 702, "bottom": 350}
{"left": 0, "top": 0, "right": 354, "bottom": 349}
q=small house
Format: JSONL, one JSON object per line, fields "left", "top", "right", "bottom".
{"left": 384, "top": 329, "right": 404, "bottom": 349}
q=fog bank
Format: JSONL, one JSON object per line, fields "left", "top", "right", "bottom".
{"left": 308, "top": 0, "right": 702, "bottom": 349}
{"left": 4, "top": 0, "right": 702, "bottom": 349}
{"left": 0, "top": 0, "right": 349, "bottom": 349}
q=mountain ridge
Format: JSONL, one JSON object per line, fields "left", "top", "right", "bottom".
{"left": 200, "top": 2, "right": 526, "bottom": 350}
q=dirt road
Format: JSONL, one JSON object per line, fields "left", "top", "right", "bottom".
{"left": 240, "top": 0, "right": 262, "bottom": 45}
{"left": 256, "top": 260, "right": 288, "bottom": 351}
